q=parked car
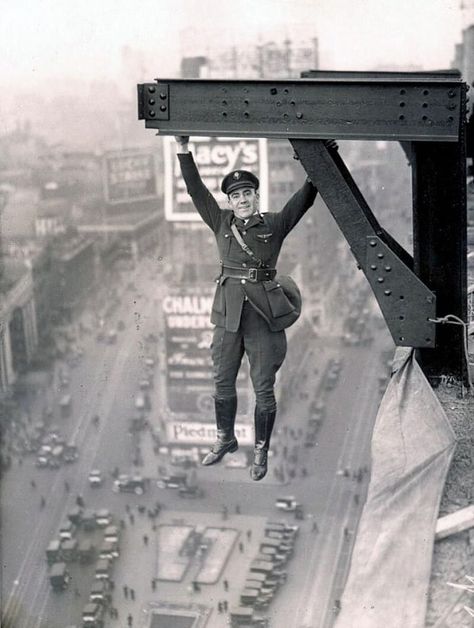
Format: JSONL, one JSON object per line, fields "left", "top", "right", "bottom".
{"left": 78, "top": 539, "right": 96, "bottom": 564}
{"left": 98, "top": 539, "right": 119, "bottom": 560}
{"left": 82, "top": 601, "right": 104, "bottom": 626}
{"left": 46, "top": 539, "right": 62, "bottom": 565}
{"left": 104, "top": 525, "right": 120, "bottom": 544}
{"left": 89, "top": 580, "right": 112, "bottom": 606}
{"left": 94, "top": 557, "right": 113, "bottom": 581}
{"left": 49, "top": 562, "right": 70, "bottom": 591}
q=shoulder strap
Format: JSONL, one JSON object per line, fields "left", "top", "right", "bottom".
{"left": 230, "top": 223, "right": 263, "bottom": 267}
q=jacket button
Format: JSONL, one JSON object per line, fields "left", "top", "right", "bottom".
{"left": 224, "top": 234, "right": 229, "bottom": 238}
{"left": 242, "top": 262, "right": 247, "bottom": 267}
{"left": 241, "top": 279, "right": 246, "bottom": 284}
{"left": 242, "top": 230, "right": 247, "bottom": 235}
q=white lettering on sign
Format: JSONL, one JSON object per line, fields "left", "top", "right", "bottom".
{"left": 168, "top": 353, "right": 211, "bottom": 367}
{"left": 166, "top": 315, "right": 212, "bottom": 329}
{"left": 164, "top": 136, "right": 268, "bottom": 221}
{"left": 166, "top": 421, "right": 253, "bottom": 445}
{"left": 162, "top": 295, "right": 213, "bottom": 315}
{"left": 193, "top": 142, "right": 258, "bottom": 171}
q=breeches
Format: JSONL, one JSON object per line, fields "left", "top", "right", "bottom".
{"left": 211, "top": 301, "right": 287, "bottom": 410}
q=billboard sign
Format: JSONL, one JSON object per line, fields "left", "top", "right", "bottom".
{"left": 163, "top": 284, "right": 249, "bottom": 415}
{"left": 163, "top": 136, "right": 268, "bottom": 221}
{"left": 166, "top": 421, "right": 253, "bottom": 446}
{"left": 103, "top": 149, "right": 158, "bottom": 204}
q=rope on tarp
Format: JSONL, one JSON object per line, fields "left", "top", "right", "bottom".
{"left": 428, "top": 314, "right": 473, "bottom": 391}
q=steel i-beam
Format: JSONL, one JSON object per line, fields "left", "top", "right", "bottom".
{"left": 138, "top": 76, "right": 463, "bottom": 142}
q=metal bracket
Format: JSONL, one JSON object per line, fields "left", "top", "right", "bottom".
{"left": 290, "top": 138, "right": 437, "bottom": 348}
{"left": 365, "top": 237, "right": 436, "bottom": 347}
{"left": 138, "top": 83, "right": 170, "bottom": 121}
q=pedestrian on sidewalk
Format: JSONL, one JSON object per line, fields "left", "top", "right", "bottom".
{"left": 238, "top": 542, "right": 244, "bottom": 553}
{"left": 143, "top": 534, "right": 149, "bottom": 545}
{"left": 123, "top": 585, "right": 129, "bottom": 598}
{"left": 223, "top": 579, "right": 229, "bottom": 591}
{"left": 30, "top": 479, "right": 36, "bottom": 489}
{"left": 127, "top": 613, "right": 133, "bottom": 626}
{"left": 130, "top": 588, "right": 135, "bottom": 601}
{"left": 246, "top": 529, "right": 252, "bottom": 541}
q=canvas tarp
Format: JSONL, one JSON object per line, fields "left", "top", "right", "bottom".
{"left": 335, "top": 349, "right": 457, "bottom": 628}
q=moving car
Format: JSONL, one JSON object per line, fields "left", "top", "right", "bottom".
{"left": 88, "top": 469, "right": 103, "bottom": 488}
{"left": 59, "top": 520, "right": 76, "bottom": 541}
{"left": 275, "top": 496, "right": 302, "bottom": 512}
{"left": 112, "top": 474, "right": 148, "bottom": 495}
{"left": 157, "top": 473, "right": 188, "bottom": 489}
{"left": 178, "top": 485, "right": 205, "bottom": 498}
{"left": 63, "top": 443, "right": 79, "bottom": 463}
{"left": 95, "top": 509, "right": 112, "bottom": 527}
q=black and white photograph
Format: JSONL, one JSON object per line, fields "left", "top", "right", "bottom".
{"left": 1, "top": 2, "right": 473, "bottom": 627}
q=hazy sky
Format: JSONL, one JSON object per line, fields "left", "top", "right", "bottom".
{"left": 0, "top": 0, "right": 470, "bottom": 90}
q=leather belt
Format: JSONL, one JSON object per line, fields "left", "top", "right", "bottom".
{"left": 221, "top": 265, "right": 276, "bottom": 283}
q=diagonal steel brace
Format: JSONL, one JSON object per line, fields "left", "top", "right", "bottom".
{"left": 290, "top": 139, "right": 437, "bottom": 348}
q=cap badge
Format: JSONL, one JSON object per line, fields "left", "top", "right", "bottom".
{"left": 233, "top": 171, "right": 241, "bottom": 180}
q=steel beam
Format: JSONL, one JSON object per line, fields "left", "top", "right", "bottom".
{"left": 137, "top": 71, "right": 469, "bottom": 380}
{"left": 412, "top": 135, "right": 468, "bottom": 381}
{"left": 290, "top": 140, "right": 436, "bottom": 348}
{"left": 137, "top": 75, "right": 463, "bottom": 142}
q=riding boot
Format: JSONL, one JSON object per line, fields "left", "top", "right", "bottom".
{"left": 250, "top": 406, "right": 277, "bottom": 481}
{"left": 201, "top": 396, "right": 238, "bottom": 466}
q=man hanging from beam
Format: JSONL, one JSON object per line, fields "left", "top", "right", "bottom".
{"left": 174, "top": 135, "right": 337, "bottom": 481}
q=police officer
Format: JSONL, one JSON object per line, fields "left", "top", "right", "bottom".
{"left": 174, "top": 136, "right": 328, "bottom": 480}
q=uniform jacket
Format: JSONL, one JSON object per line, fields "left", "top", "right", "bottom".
{"left": 178, "top": 153, "right": 318, "bottom": 332}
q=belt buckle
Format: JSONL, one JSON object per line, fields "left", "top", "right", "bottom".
{"left": 248, "top": 268, "right": 258, "bottom": 282}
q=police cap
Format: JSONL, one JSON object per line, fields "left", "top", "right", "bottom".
{"left": 221, "top": 169, "right": 259, "bottom": 195}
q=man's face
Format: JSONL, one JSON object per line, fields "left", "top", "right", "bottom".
{"left": 227, "top": 187, "right": 259, "bottom": 219}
